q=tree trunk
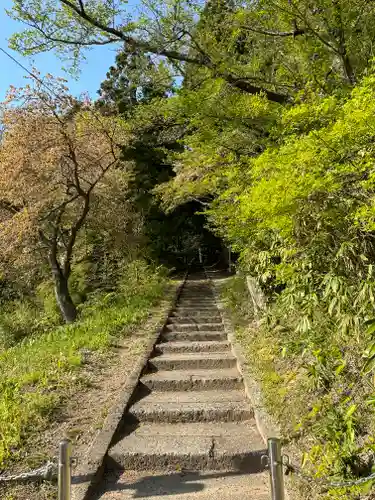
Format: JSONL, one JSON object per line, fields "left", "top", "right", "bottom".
{"left": 52, "top": 269, "right": 77, "bottom": 323}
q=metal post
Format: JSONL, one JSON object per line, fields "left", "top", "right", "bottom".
{"left": 268, "top": 437, "right": 285, "bottom": 500}
{"left": 58, "top": 439, "right": 72, "bottom": 500}
{"left": 228, "top": 246, "right": 231, "bottom": 273}
{"left": 198, "top": 247, "right": 202, "bottom": 264}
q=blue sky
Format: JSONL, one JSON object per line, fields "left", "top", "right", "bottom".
{"left": 0, "top": 0, "right": 139, "bottom": 100}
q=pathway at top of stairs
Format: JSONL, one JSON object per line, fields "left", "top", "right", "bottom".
{"left": 98, "top": 272, "right": 270, "bottom": 499}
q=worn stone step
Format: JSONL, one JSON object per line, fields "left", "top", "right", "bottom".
{"left": 98, "top": 470, "right": 270, "bottom": 500}
{"left": 161, "top": 331, "right": 227, "bottom": 342}
{"left": 128, "top": 390, "right": 253, "bottom": 423}
{"left": 168, "top": 316, "right": 222, "bottom": 324}
{"left": 171, "top": 309, "right": 221, "bottom": 317}
{"left": 178, "top": 295, "right": 215, "bottom": 300}
{"left": 148, "top": 352, "right": 237, "bottom": 371}
{"left": 177, "top": 303, "right": 217, "bottom": 308}
{"left": 108, "top": 421, "right": 265, "bottom": 471}
{"left": 180, "top": 286, "right": 212, "bottom": 290}
{"left": 178, "top": 301, "right": 217, "bottom": 306}
{"left": 140, "top": 368, "right": 242, "bottom": 391}
{"left": 178, "top": 294, "right": 215, "bottom": 299}
{"left": 173, "top": 308, "right": 220, "bottom": 315}
{"left": 179, "top": 294, "right": 213, "bottom": 298}
{"left": 155, "top": 340, "right": 230, "bottom": 354}
{"left": 165, "top": 323, "right": 225, "bottom": 332}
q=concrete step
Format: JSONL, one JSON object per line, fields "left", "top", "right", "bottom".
{"left": 168, "top": 316, "right": 222, "bottom": 324}
{"left": 165, "top": 323, "right": 225, "bottom": 332}
{"left": 178, "top": 294, "right": 215, "bottom": 299}
{"left": 140, "top": 368, "right": 242, "bottom": 391}
{"left": 161, "top": 331, "right": 227, "bottom": 342}
{"left": 108, "top": 421, "right": 266, "bottom": 471}
{"left": 179, "top": 292, "right": 214, "bottom": 296}
{"left": 173, "top": 309, "right": 220, "bottom": 316}
{"left": 171, "top": 308, "right": 221, "bottom": 316}
{"left": 98, "top": 470, "right": 270, "bottom": 500}
{"left": 177, "top": 296, "right": 215, "bottom": 300}
{"left": 178, "top": 301, "right": 217, "bottom": 306}
{"left": 148, "top": 352, "right": 237, "bottom": 371}
{"left": 128, "top": 390, "right": 253, "bottom": 423}
{"left": 177, "top": 305, "right": 218, "bottom": 310}
{"left": 155, "top": 340, "right": 231, "bottom": 354}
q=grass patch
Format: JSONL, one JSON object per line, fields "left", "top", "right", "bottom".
{"left": 0, "top": 260, "right": 167, "bottom": 469}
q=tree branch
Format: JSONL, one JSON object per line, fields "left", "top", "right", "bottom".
{"left": 31, "top": 34, "right": 119, "bottom": 47}
{"left": 59, "top": 0, "right": 204, "bottom": 65}
{"left": 239, "top": 25, "right": 305, "bottom": 37}
{"left": 77, "top": 0, "right": 86, "bottom": 14}
{"left": 56, "top": 0, "right": 289, "bottom": 103}
{"left": 63, "top": 194, "right": 90, "bottom": 277}
{"left": 223, "top": 74, "right": 289, "bottom": 104}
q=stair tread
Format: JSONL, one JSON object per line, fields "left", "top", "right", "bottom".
{"left": 177, "top": 300, "right": 216, "bottom": 303}
{"left": 162, "top": 332, "right": 227, "bottom": 341}
{"left": 141, "top": 368, "right": 241, "bottom": 382}
{"left": 109, "top": 421, "right": 264, "bottom": 456}
{"left": 167, "top": 323, "right": 224, "bottom": 327}
{"left": 132, "top": 389, "right": 247, "bottom": 404}
{"left": 170, "top": 316, "right": 222, "bottom": 321}
{"left": 99, "top": 470, "right": 270, "bottom": 500}
{"left": 151, "top": 352, "right": 235, "bottom": 361}
{"left": 130, "top": 401, "right": 252, "bottom": 419}
{"left": 164, "top": 330, "right": 226, "bottom": 334}
{"left": 156, "top": 340, "right": 230, "bottom": 352}
{"left": 174, "top": 307, "right": 220, "bottom": 311}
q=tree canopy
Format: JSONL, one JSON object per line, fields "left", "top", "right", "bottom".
{"left": 10, "top": 0, "right": 375, "bottom": 103}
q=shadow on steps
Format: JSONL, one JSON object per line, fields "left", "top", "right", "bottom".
{"left": 93, "top": 460, "right": 268, "bottom": 499}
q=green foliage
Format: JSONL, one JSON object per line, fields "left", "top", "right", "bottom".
{"left": 0, "top": 282, "right": 62, "bottom": 350}
{"left": 0, "top": 260, "right": 166, "bottom": 468}
{"left": 221, "top": 278, "right": 375, "bottom": 499}
{"left": 154, "top": 57, "right": 375, "bottom": 500}
{"left": 9, "top": 0, "right": 375, "bottom": 102}
{"left": 97, "top": 50, "right": 174, "bottom": 116}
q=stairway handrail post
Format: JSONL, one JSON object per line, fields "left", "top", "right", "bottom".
{"left": 268, "top": 437, "right": 285, "bottom": 500}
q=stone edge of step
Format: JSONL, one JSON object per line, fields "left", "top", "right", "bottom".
{"left": 107, "top": 421, "right": 266, "bottom": 472}
{"left": 128, "top": 400, "right": 254, "bottom": 423}
{"left": 155, "top": 340, "right": 230, "bottom": 353}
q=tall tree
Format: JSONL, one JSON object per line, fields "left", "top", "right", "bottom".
{"left": 0, "top": 76, "right": 125, "bottom": 322}
{"left": 97, "top": 48, "right": 174, "bottom": 115}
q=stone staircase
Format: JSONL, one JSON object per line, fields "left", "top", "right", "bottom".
{"left": 99, "top": 273, "right": 269, "bottom": 499}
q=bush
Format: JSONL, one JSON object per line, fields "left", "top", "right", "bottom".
{"left": 0, "top": 301, "right": 41, "bottom": 349}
